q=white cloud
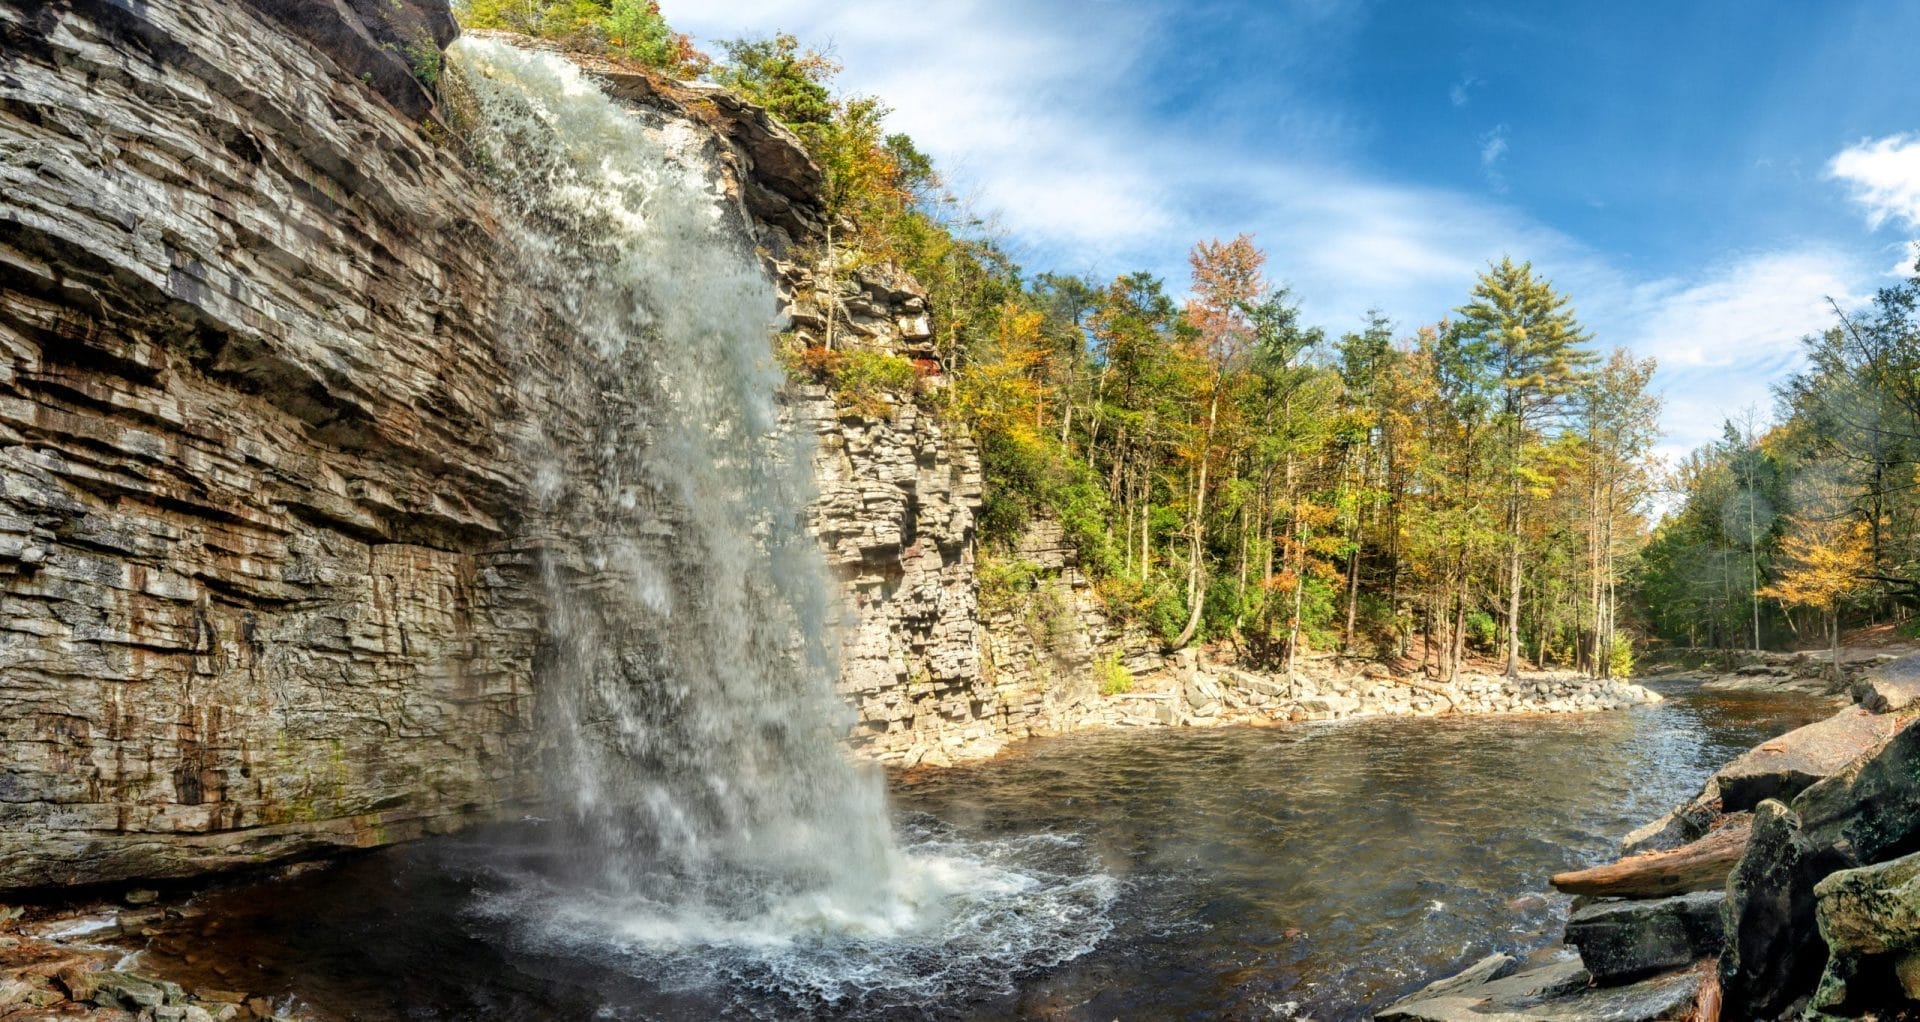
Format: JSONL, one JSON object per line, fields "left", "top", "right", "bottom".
{"left": 1616, "top": 250, "right": 1861, "bottom": 370}
{"left": 1592, "top": 248, "right": 1869, "bottom": 464}
{"left": 1829, "top": 134, "right": 1920, "bottom": 230}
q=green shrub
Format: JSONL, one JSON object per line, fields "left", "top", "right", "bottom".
{"left": 831, "top": 349, "right": 919, "bottom": 414}
{"left": 406, "top": 40, "right": 442, "bottom": 87}
{"left": 1097, "top": 653, "right": 1132, "bottom": 696}
{"left": 454, "top": 0, "right": 708, "bottom": 77}
{"left": 1608, "top": 634, "right": 1636, "bottom": 678}
{"left": 977, "top": 556, "right": 1044, "bottom": 618}
{"left": 1465, "top": 609, "right": 1498, "bottom": 652}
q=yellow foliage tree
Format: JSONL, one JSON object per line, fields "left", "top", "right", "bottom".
{"left": 1757, "top": 515, "right": 1872, "bottom": 678}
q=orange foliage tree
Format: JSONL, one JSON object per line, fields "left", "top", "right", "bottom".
{"left": 1757, "top": 515, "right": 1873, "bottom": 677}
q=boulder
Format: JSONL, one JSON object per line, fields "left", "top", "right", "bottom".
{"left": 1853, "top": 651, "right": 1920, "bottom": 712}
{"left": 1303, "top": 694, "right": 1360, "bottom": 716}
{"left": 1564, "top": 891, "right": 1724, "bottom": 982}
{"left": 1806, "top": 849, "right": 1920, "bottom": 1014}
{"left": 1718, "top": 799, "right": 1828, "bottom": 1020}
{"left": 1382, "top": 954, "right": 1516, "bottom": 1005}
{"left": 1376, "top": 956, "right": 1587, "bottom": 1019}
{"left": 1815, "top": 848, "right": 1920, "bottom": 956}
{"left": 1712, "top": 707, "right": 1901, "bottom": 812}
{"left": 1794, "top": 716, "right": 1920, "bottom": 867}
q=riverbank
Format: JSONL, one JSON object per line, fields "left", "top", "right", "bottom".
{"left": 892, "top": 648, "right": 1669, "bottom": 768}
{"left": 0, "top": 895, "right": 301, "bottom": 1021}
{"left": 1380, "top": 652, "right": 1920, "bottom": 1020}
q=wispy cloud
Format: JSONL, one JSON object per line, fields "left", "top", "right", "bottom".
{"left": 1479, "top": 124, "right": 1510, "bottom": 193}
{"left": 1829, "top": 134, "right": 1920, "bottom": 230}
{"left": 1594, "top": 248, "right": 1869, "bottom": 465}
{"left": 1449, "top": 75, "right": 1480, "bottom": 108}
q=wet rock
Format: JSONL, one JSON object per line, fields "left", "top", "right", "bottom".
{"left": 123, "top": 889, "right": 160, "bottom": 907}
{"left": 1564, "top": 891, "right": 1723, "bottom": 982}
{"left": 1794, "top": 717, "right": 1920, "bottom": 867}
{"left": 1622, "top": 776, "right": 1727, "bottom": 856}
{"left": 1384, "top": 953, "right": 1516, "bottom": 1005}
{"left": 1718, "top": 799, "right": 1828, "bottom": 1020}
{"left": 1377, "top": 956, "right": 1586, "bottom": 1019}
{"left": 1854, "top": 651, "right": 1920, "bottom": 712}
{"left": 1376, "top": 955, "right": 1705, "bottom": 1020}
{"left": 88, "top": 971, "right": 167, "bottom": 1010}
{"left": 1711, "top": 706, "right": 1899, "bottom": 812}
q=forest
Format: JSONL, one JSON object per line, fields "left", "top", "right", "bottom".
{"left": 457, "top": 0, "right": 1919, "bottom": 680}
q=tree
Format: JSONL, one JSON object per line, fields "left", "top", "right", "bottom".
{"left": 1452, "top": 258, "right": 1597, "bottom": 678}
{"left": 1169, "top": 236, "right": 1266, "bottom": 649}
{"left": 1758, "top": 514, "right": 1873, "bottom": 679}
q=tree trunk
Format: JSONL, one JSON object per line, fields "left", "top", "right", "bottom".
{"left": 1171, "top": 385, "right": 1219, "bottom": 649}
{"left": 1549, "top": 816, "right": 1754, "bottom": 898}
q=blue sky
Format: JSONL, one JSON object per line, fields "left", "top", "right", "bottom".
{"left": 662, "top": 0, "right": 1920, "bottom": 464}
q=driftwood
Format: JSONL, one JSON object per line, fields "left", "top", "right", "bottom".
{"left": 1690, "top": 960, "right": 1722, "bottom": 1022}
{"left": 1550, "top": 815, "right": 1753, "bottom": 898}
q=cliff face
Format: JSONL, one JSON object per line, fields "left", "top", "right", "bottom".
{"left": 0, "top": 0, "right": 556, "bottom": 887}
{"left": 0, "top": 0, "right": 1079, "bottom": 890}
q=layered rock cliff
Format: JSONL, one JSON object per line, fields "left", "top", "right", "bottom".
{"left": 0, "top": 0, "right": 554, "bottom": 888}
{"left": 0, "top": 0, "right": 1036, "bottom": 889}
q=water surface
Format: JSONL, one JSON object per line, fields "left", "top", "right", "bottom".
{"left": 125, "top": 682, "right": 1833, "bottom": 1020}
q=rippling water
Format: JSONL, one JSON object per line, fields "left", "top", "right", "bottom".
{"left": 125, "top": 682, "right": 1832, "bottom": 1020}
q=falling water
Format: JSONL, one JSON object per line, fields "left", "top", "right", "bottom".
{"left": 439, "top": 38, "right": 1116, "bottom": 1011}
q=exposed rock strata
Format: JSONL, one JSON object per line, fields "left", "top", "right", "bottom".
{"left": 1, "top": 0, "right": 548, "bottom": 888}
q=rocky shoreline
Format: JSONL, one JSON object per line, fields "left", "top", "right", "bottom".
{"left": 1379, "top": 652, "right": 1920, "bottom": 1020}
{"left": 0, "top": 894, "right": 303, "bottom": 1022}
{"left": 892, "top": 649, "right": 1668, "bottom": 768}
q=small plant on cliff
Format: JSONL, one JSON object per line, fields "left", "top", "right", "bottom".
{"left": 785, "top": 345, "right": 921, "bottom": 417}
{"left": 406, "top": 39, "right": 442, "bottom": 87}
{"left": 1098, "top": 653, "right": 1132, "bottom": 696}
{"left": 455, "top": 0, "right": 708, "bottom": 77}
{"left": 977, "top": 557, "right": 1044, "bottom": 619}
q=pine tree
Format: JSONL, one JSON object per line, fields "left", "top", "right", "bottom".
{"left": 1452, "top": 258, "right": 1597, "bottom": 678}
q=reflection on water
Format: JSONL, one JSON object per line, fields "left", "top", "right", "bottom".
{"left": 124, "top": 683, "right": 1832, "bottom": 1020}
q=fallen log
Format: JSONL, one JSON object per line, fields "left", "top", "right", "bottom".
{"left": 1551, "top": 814, "right": 1753, "bottom": 898}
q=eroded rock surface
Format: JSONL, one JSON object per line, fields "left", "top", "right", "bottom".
{"left": 1, "top": 0, "right": 547, "bottom": 888}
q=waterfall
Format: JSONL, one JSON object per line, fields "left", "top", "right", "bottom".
{"left": 441, "top": 37, "right": 1115, "bottom": 1011}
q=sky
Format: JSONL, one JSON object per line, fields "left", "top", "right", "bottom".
{"left": 663, "top": 0, "right": 1920, "bottom": 466}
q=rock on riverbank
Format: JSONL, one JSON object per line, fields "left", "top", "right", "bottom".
{"left": 1380, "top": 652, "right": 1920, "bottom": 1020}
{"left": 0, "top": 895, "right": 305, "bottom": 1021}
{"left": 894, "top": 650, "right": 1664, "bottom": 768}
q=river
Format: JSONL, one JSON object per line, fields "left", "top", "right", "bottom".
{"left": 121, "top": 680, "right": 1831, "bottom": 1020}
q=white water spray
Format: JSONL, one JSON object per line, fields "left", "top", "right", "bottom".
{"left": 445, "top": 38, "right": 1114, "bottom": 1009}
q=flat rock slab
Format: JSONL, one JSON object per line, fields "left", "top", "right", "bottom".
{"left": 1377, "top": 957, "right": 1705, "bottom": 1021}
{"left": 1713, "top": 707, "right": 1901, "bottom": 812}
{"left": 1565, "top": 891, "right": 1724, "bottom": 982}
{"left": 1795, "top": 716, "right": 1920, "bottom": 865}
{"left": 1855, "top": 652, "right": 1920, "bottom": 712}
